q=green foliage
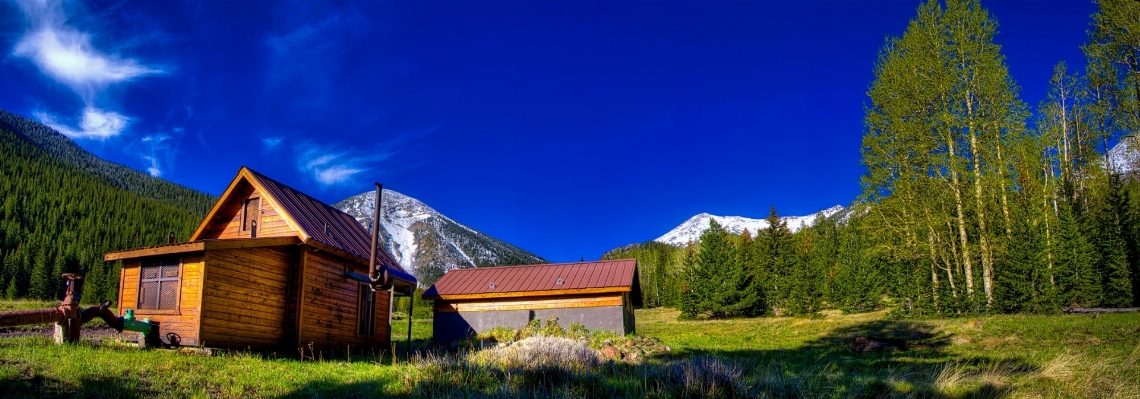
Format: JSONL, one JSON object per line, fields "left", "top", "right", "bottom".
{"left": 392, "top": 288, "right": 434, "bottom": 320}
{"left": 0, "top": 114, "right": 211, "bottom": 302}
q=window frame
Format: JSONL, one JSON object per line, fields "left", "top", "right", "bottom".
{"left": 136, "top": 256, "right": 183, "bottom": 314}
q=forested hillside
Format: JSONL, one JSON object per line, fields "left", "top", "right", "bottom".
{"left": 0, "top": 110, "right": 215, "bottom": 214}
{"left": 0, "top": 114, "right": 212, "bottom": 303}
{"left": 607, "top": 0, "right": 1140, "bottom": 318}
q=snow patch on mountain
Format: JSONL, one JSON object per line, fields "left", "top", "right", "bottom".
{"left": 334, "top": 189, "right": 545, "bottom": 286}
{"left": 654, "top": 205, "right": 845, "bottom": 246}
{"left": 1108, "top": 138, "right": 1140, "bottom": 175}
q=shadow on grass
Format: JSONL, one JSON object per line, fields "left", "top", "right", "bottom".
{"left": 272, "top": 319, "right": 1036, "bottom": 398}
{"left": 1, "top": 373, "right": 160, "bottom": 399}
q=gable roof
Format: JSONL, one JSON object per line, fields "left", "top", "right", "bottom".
{"left": 189, "top": 167, "right": 413, "bottom": 283}
{"left": 422, "top": 259, "right": 639, "bottom": 304}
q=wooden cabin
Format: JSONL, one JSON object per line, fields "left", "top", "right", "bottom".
{"left": 103, "top": 167, "right": 416, "bottom": 352}
{"left": 422, "top": 259, "right": 641, "bottom": 343}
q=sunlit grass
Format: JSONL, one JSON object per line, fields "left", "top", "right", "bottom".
{"left": 0, "top": 302, "right": 1137, "bottom": 398}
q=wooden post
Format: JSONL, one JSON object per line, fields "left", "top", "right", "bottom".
{"left": 406, "top": 285, "right": 414, "bottom": 359}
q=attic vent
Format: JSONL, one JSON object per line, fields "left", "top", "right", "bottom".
{"left": 488, "top": 282, "right": 496, "bottom": 289}
{"left": 556, "top": 278, "right": 564, "bottom": 285}
{"left": 324, "top": 222, "right": 330, "bottom": 235}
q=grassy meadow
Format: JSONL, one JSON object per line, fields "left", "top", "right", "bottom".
{"left": 0, "top": 302, "right": 1137, "bottom": 398}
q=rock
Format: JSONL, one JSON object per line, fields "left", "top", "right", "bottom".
{"left": 624, "top": 339, "right": 636, "bottom": 347}
{"left": 601, "top": 345, "right": 622, "bottom": 360}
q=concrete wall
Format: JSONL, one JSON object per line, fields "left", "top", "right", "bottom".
{"left": 433, "top": 305, "right": 627, "bottom": 344}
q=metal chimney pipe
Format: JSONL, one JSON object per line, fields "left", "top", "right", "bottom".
{"left": 368, "top": 183, "right": 384, "bottom": 288}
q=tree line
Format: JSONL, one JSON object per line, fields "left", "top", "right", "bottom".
{"left": 0, "top": 126, "right": 208, "bottom": 304}
{"left": 606, "top": 0, "right": 1140, "bottom": 318}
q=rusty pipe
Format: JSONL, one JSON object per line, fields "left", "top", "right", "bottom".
{"left": 0, "top": 307, "right": 65, "bottom": 327}
{"left": 368, "top": 182, "right": 384, "bottom": 288}
{"left": 0, "top": 274, "right": 85, "bottom": 343}
{"left": 80, "top": 301, "right": 124, "bottom": 332}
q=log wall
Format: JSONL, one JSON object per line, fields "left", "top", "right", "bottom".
{"left": 117, "top": 254, "right": 204, "bottom": 346}
{"left": 198, "top": 246, "right": 293, "bottom": 350}
{"left": 198, "top": 181, "right": 296, "bottom": 240}
{"left": 298, "top": 250, "right": 389, "bottom": 352}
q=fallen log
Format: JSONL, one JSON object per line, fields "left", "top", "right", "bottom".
{"left": 1063, "top": 307, "right": 1140, "bottom": 314}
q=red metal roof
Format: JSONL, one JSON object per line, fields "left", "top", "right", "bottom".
{"left": 244, "top": 168, "right": 410, "bottom": 278}
{"left": 422, "top": 259, "right": 639, "bottom": 300}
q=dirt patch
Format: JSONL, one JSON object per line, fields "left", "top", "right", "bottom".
{"left": 0, "top": 324, "right": 123, "bottom": 342}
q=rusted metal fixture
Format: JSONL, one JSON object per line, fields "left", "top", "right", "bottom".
{"left": 0, "top": 273, "right": 84, "bottom": 344}
{"left": 0, "top": 273, "right": 161, "bottom": 347}
{"left": 368, "top": 182, "right": 391, "bottom": 291}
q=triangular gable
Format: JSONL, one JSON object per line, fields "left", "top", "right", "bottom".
{"left": 190, "top": 167, "right": 409, "bottom": 278}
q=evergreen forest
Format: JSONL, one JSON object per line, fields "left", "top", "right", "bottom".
{"left": 0, "top": 112, "right": 214, "bottom": 304}
{"left": 604, "top": 0, "right": 1140, "bottom": 317}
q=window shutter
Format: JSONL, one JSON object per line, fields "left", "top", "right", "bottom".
{"left": 243, "top": 198, "right": 260, "bottom": 236}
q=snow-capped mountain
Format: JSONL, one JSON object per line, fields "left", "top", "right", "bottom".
{"left": 654, "top": 205, "right": 846, "bottom": 246}
{"left": 334, "top": 189, "right": 545, "bottom": 287}
{"left": 1108, "top": 138, "right": 1140, "bottom": 175}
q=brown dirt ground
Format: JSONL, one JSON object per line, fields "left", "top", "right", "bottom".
{"left": 0, "top": 324, "right": 122, "bottom": 342}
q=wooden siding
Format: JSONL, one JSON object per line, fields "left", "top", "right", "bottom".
{"left": 198, "top": 181, "right": 296, "bottom": 240}
{"left": 199, "top": 247, "right": 292, "bottom": 349}
{"left": 298, "top": 250, "right": 389, "bottom": 352}
{"left": 118, "top": 254, "right": 204, "bottom": 346}
{"left": 434, "top": 294, "right": 623, "bottom": 313}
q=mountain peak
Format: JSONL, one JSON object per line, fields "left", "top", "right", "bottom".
{"left": 334, "top": 190, "right": 545, "bottom": 286}
{"left": 654, "top": 206, "right": 845, "bottom": 246}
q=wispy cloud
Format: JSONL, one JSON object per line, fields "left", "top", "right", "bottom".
{"left": 131, "top": 127, "right": 182, "bottom": 177}
{"left": 291, "top": 126, "right": 438, "bottom": 187}
{"left": 294, "top": 143, "right": 394, "bottom": 186}
{"left": 261, "top": 136, "right": 284, "bottom": 153}
{"left": 34, "top": 107, "right": 131, "bottom": 140}
{"left": 11, "top": 0, "right": 162, "bottom": 140}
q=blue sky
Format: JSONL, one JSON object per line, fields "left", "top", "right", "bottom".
{"left": 0, "top": 0, "right": 1096, "bottom": 262}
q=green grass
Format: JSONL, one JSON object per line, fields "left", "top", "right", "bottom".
{"left": 0, "top": 305, "right": 1137, "bottom": 398}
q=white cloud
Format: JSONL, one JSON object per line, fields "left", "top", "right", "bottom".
{"left": 315, "top": 165, "right": 363, "bottom": 185}
{"left": 295, "top": 143, "right": 392, "bottom": 186}
{"left": 12, "top": 0, "right": 161, "bottom": 101}
{"left": 12, "top": 0, "right": 162, "bottom": 141}
{"left": 34, "top": 107, "right": 131, "bottom": 140}
{"left": 137, "top": 133, "right": 173, "bottom": 177}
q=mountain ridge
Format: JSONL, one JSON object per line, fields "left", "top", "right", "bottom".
{"left": 654, "top": 205, "right": 846, "bottom": 246}
{"left": 334, "top": 190, "right": 546, "bottom": 287}
{"left": 0, "top": 109, "right": 215, "bottom": 214}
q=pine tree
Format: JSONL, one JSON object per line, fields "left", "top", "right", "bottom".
{"left": 28, "top": 249, "right": 51, "bottom": 300}
{"left": 757, "top": 206, "right": 795, "bottom": 315}
{"left": 1056, "top": 199, "right": 1100, "bottom": 307}
{"left": 3, "top": 277, "right": 16, "bottom": 300}
{"left": 995, "top": 199, "right": 1043, "bottom": 312}
{"left": 678, "top": 245, "right": 700, "bottom": 319}
{"left": 694, "top": 219, "right": 735, "bottom": 318}
{"left": 832, "top": 218, "right": 885, "bottom": 313}
{"left": 730, "top": 229, "right": 765, "bottom": 317}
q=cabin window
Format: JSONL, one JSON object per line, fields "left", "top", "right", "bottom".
{"left": 358, "top": 286, "right": 375, "bottom": 336}
{"left": 242, "top": 197, "right": 260, "bottom": 237}
{"left": 139, "top": 257, "right": 180, "bottom": 310}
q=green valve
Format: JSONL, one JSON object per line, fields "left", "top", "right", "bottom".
{"left": 122, "top": 309, "right": 151, "bottom": 334}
